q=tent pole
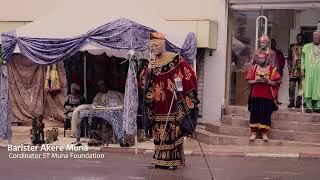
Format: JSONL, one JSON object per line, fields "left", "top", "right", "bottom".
{"left": 84, "top": 53, "right": 87, "bottom": 102}
{"left": 135, "top": 134, "right": 138, "bottom": 154}
{"left": 193, "top": 58, "right": 197, "bottom": 75}
{"left": 83, "top": 53, "right": 88, "bottom": 142}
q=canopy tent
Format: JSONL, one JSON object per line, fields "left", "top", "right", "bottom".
{"left": 2, "top": 0, "right": 196, "bottom": 63}
{"left": 0, "top": 0, "right": 197, "bottom": 139}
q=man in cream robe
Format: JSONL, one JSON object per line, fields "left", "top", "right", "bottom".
{"left": 70, "top": 81, "right": 124, "bottom": 137}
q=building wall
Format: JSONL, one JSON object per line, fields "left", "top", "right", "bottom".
{"left": 0, "top": 21, "right": 30, "bottom": 36}
{"left": 147, "top": 0, "right": 218, "bottom": 20}
{"left": 0, "top": 0, "right": 65, "bottom": 21}
{"left": 295, "top": 9, "right": 320, "bottom": 28}
{"left": 202, "top": 0, "right": 228, "bottom": 124}
{"left": 0, "top": 0, "right": 64, "bottom": 36}
{"left": 156, "top": 0, "right": 227, "bottom": 124}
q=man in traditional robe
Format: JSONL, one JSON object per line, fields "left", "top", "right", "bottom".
{"left": 271, "top": 38, "right": 285, "bottom": 105}
{"left": 252, "top": 35, "right": 276, "bottom": 67}
{"left": 301, "top": 30, "right": 320, "bottom": 113}
{"left": 91, "top": 81, "right": 124, "bottom": 108}
{"left": 141, "top": 32, "right": 199, "bottom": 169}
{"left": 271, "top": 38, "right": 285, "bottom": 77}
{"left": 70, "top": 81, "right": 124, "bottom": 136}
{"left": 288, "top": 33, "right": 304, "bottom": 108}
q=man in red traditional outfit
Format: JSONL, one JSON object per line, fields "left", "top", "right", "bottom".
{"left": 140, "top": 32, "right": 199, "bottom": 169}
{"left": 252, "top": 35, "right": 283, "bottom": 104}
{"left": 247, "top": 52, "right": 281, "bottom": 141}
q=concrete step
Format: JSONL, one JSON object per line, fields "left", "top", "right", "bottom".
{"left": 225, "top": 105, "right": 320, "bottom": 123}
{"left": 195, "top": 128, "right": 320, "bottom": 147}
{"left": 11, "top": 126, "right": 68, "bottom": 136}
{"left": 17, "top": 120, "right": 64, "bottom": 127}
{"left": 222, "top": 115, "right": 320, "bottom": 133}
{"left": 64, "top": 130, "right": 73, "bottom": 137}
{"left": 8, "top": 127, "right": 72, "bottom": 144}
{"left": 205, "top": 123, "right": 320, "bottom": 144}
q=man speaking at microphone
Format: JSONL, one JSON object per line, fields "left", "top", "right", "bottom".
{"left": 140, "top": 32, "right": 199, "bottom": 169}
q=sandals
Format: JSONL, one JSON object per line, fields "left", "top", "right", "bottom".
{"left": 249, "top": 133, "right": 257, "bottom": 141}
{"left": 262, "top": 133, "right": 269, "bottom": 141}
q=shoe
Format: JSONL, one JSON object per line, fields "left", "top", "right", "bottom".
{"left": 154, "top": 165, "right": 169, "bottom": 169}
{"left": 306, "top": 109, "right": 312, "bottom": 113}
{"left": 295, "top": 104, "right": 301, "bottom": 108}
{"left": 75, "top": 142, "right": 82, "bottom": 146}
{"left": 288, "top": 101, "right": 294, "bottom": 108}
{"left": 69, "top": 134, "right": 76, "bottom": 138}
{"left": 147, "top": 164, "right": 155, "bottom": 169}
{"left": 262, "top": 133, "right": 269, "bottom": 142}
{"left": 249, "top": 133, "right": 257, "bottom": 141}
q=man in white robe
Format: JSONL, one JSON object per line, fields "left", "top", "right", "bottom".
{"left": 70, "top": 81, "right": 124, "bottom": 137}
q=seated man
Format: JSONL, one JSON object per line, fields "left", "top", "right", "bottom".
{"left": 91, "top": 80, "right": 124, "bottom": 108}
{"left": 70, "top": 80, "right": 124, "bottom": 137}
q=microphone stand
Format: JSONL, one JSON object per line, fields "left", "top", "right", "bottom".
{"left": 174, "top": 76, "right": 214, "bottom": 179}
{"left": 177, "top": 91, "right": 214, "bottom": 180}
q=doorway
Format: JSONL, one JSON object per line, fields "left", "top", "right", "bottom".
{"left": 228, "top": 8, "right": 320, "bottom": 106}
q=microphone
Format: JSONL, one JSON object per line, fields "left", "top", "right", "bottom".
{"left": 174, "top": 77, "right": 183, "bottom": 92}
{"left": 122, "top": 50, "right": 135, "bottom": 64}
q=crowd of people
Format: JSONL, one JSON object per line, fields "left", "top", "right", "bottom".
{"left": 246, "top": 30, "right": 320, "bottom": 141}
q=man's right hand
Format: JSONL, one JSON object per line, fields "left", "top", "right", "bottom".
{"left": 255, "top": 78, "right": 266, "bottom": 84}
{"left": 90, "top": 104, "right": 97, "bottom": 109}
{"left": 148, "top": 60, "right": 155, "bottom": 70}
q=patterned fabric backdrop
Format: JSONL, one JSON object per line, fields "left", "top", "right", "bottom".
{"left": 7, "top": 55, "right": 67, "bottom": 123}
{"left": 0, "top": 65, "right": 11, "bottom": 139}
{"left": 123, "top": 60, "right": 138, "bottom": 135}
